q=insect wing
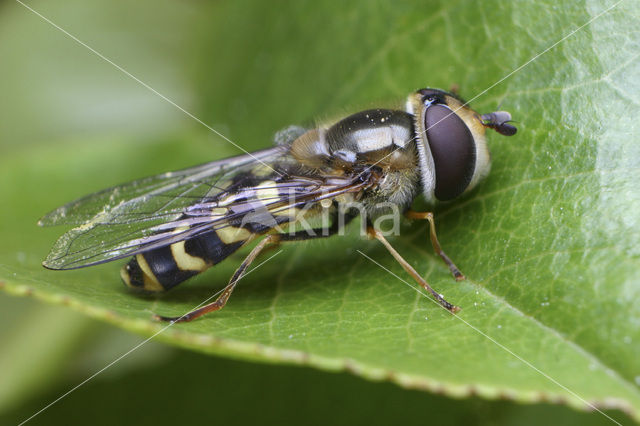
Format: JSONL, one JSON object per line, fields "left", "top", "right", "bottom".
{"left": 40, "top": 146, "right": 287, "bottom": 270}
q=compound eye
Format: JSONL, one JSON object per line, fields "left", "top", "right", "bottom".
{"left": 424, "top": 104, "right": 476, "bottom": 201}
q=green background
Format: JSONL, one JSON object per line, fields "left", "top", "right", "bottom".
{"left": 0, "top": 0, "right": 638, "bottom": 425}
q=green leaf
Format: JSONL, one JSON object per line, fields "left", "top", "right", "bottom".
{"left": 1, "top": 347, "right": 632, "bottom": 426}
{"left": 0, "top": 295, "right": 93, "bottom": 413}
{"left": 1, "top": 0, "right": 639, "bottom": 423}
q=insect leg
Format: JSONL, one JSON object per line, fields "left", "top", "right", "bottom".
{"left": 154, "top": 212, "right": 356, "bottom": 322}
{"left": 405, "top": 210, "right": 465, "bottom": 281}
{"left": 367, "top": 226, "right": 460, "bottom": 313}
{"left": 153, "top": 234, "right": 281, "bottom": 323}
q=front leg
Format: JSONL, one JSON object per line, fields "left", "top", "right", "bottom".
{"left": 405, "top": 210, "right": 465, "bottom": 281}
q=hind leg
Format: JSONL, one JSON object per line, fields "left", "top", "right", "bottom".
{"left": 154, "top": 213, "right": 355, "bottom": 322}
{"left": 154, "top": 234, "right": 281, "bottom": 323}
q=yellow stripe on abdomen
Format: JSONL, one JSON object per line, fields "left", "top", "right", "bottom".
{"left": 135, "top": 253, "right": 164, "bottom": 292}
{"left": 171, "top": 241, "right": 209, "bottom": 271}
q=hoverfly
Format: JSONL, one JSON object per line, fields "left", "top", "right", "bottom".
{"left": 40, "top": 88, "right": 516, "bottom": 322}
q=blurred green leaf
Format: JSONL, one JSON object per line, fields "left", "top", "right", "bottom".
{"left": 1, "top": 0, "right": 639, "bottom": 423}
{"left": 0, "top": 293, "right": 173, "bottom": 414}
{"left": 0, "top": 295, "right": 92, "bottom": 413}
{"left": 1, "top": 348, "right": 630, "bottom": 426}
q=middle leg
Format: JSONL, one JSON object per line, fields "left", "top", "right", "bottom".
{"left": 367, "top": 226, "right": 460, "bottom": 313}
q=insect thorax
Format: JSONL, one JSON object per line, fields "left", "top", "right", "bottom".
{"left": 288, "top": 108, "right": 421, "bottom": 220}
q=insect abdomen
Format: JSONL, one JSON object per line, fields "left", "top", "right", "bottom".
{"left": 121, "top": 229, "right": 249, "bottom": 292}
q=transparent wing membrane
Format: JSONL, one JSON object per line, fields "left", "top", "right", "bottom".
{"left": 40, "top": 145, "right": 367, "bottom": 270}
{"left": 39, "top": 147, "right": 284, "bottom": 226}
